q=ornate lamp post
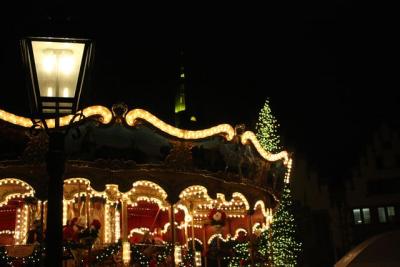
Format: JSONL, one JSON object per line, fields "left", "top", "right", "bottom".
{"left": 21, "top": 37, "right": 94, "bottom": 266}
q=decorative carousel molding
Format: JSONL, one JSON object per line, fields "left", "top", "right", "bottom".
{"left": 240, "top": 131, "right": 289, "bottom": 164}
{"left": 0, "top": 160, "right": 279, "bottom": 207}
{"left": 0, "top": 105, "right": 290, "bottom": 164}
{"left": 125, "top": 108, "right": 235, "bottom": 141}
{"left": 0, "top": 178, "right": 35, "bottom": 207}
{"left": 0, "top": 105, "right": 112, "bottom": 128}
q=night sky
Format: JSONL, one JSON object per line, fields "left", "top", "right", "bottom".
{"left": 0, "top": 2, "right": 397, "bottom": 179}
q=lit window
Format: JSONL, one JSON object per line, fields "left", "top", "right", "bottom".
{"left": 353, "top": 208, "right": 372, "bottom": 224}
{"left": 378, "top": 207, "right": 387, "bottom": 223}
{"left": 387, "top": 206, "right": 396, "bottom": 222}
{"left": 362, "top": 208, "right": 371, "bottom": 224}
{"left": 353, "top": 209, "right": 362, "bottom": 224}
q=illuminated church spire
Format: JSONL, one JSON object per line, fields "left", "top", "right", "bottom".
{"left": 175, "top": 51, "right": 186, "bottom": 126}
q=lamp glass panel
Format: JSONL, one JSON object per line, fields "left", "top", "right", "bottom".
{"left": 31, "top": 41, "right": 85, "bottom": 99}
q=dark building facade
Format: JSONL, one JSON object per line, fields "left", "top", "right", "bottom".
{"left": 344, "top": 123, "right": 400, "bottom": 246}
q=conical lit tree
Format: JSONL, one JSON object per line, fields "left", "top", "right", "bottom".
{"left": 254, "top": 99, "right": 300, "bottom": 266}
{"left": 255, "top": 99, "right": 281, "bottom": 153}
{"left": 269, "top": 183, "right": 301, "bottom": 266}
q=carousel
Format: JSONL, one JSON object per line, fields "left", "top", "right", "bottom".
{"left": 0, "top": 104, "right": 291, "bottom": 266}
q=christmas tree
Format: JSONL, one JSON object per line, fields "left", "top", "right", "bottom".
{"left": 227, "top": 241, "right": 249, "bottom": 267}
{"left": 255, "top": 228, "right": 269, "bottom": 262}
{"left": 269, "top": 183, "right": 301, "bottom": 266}
{"left": 255, "top": 99, "right": 281, "bottom": 153}
{"left": 255, "top": 99, "right": 300, "bottom": 266}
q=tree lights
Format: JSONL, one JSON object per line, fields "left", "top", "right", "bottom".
{"left": 268, "top": 184, "right": 301, "bottom": 266}
{"left": 254, "top": 98, "right": 300, "bottom": 266}
{"left": 256, "top": 99, "right": 281, "bottom": 154}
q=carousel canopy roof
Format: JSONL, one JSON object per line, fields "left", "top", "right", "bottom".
{"left": 0, "top": 105, "right": 291, "bottom": 206}
{"left": 0, "top": 104, "right": 288, "bottom": 164}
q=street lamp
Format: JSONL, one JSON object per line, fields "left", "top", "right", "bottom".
{"left": 21, "top": 37, "right": 94, "bottom": 266}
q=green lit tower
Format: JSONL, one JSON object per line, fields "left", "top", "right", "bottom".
{"left": 175, "top": 51, "right": 186, "bottom": 127}
{"left": 174, "top": 51, "right": 198, "bottom": 128}
{"left": 175, "top": 66, "right": 186, "bottom": 114}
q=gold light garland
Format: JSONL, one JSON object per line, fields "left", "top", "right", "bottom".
{"left": 161, "top": 222, "right": 180, "bottom": 234}
{"left": 0, "top": 105, "right": 112, "bottom": 128}
{"left": 254, "top": 200, "right": 268, "bottom": 218}
{"left": 284, "top": 158, "right": 293, "bottom": 183}
{"left": 233, "top": 228, "right": 247, "bottom": 240}
{"left": 241, "top": 131, "right": 289, "bottom": 164}
{"left": 187, "top": 237, "right": 203, "bottom": 245}
{"left": 130, "top": 180, "right": 168, "bottom": 200}
{"left": 232, "top": 192, "right": 250, "bottom": 211}
{"left": 207, "top": 233, "right": 232, "bottom": 245}
{"left": 125, "top": 108, "right": 235, "bottom": 140}
{"left": 179, "top": 186, "right": 251, "bottom": 223}
{"left": 128, "top": 227, "right": 151, "bottom": 238}
{"left": 254, "top": 200, "right": 274, "bottom": 228}
{"left": 0, "top": 230, "right": 14, "bottom": 235}
{"left": 0, "top": 109, "right": 32, "bottom": 127}
{"left": 0, "top": 178, "right": 35, "bottom": 208}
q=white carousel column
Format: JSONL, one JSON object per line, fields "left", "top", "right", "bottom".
{"left": 115, "top": 208, "right": 121, "bottom": 242}
{"left": 26, "top": 203, "right": 32, "bottom": 240}
{"left": 14, "top": 204, "right": 29, "bottom": 245}
{"left": 38, "top": 200, "right": 44, "bottom": 242}
{"left": 22, "top": 204, "right": 29, "bottom": 244}
{"left": 43, "top": 201, "right": 48, "bottom": 238}
{"left": 62, "top": 200, "right": 68, "bottom": 226}
{"left": 121, "top": 198, "right": 128, "bottom": 241}
{"left": 169, "top": 203, "right": 177, "bottom": 266}
{"left": 85, "top": 190, "right": 90, "bottom": 227}
{"left": 14, "top": 207, "right": 22, "bottom": 244}
{"left": 121, "top": 196, "right": 130, "bottom": 265}
{"left": 104, "top": 203, "right": 111, "bottom": 243}
{"left": 266, "top": 208, "right": 273, "bottom": 229}
{"left": 195, "top": 251, "right": 202, "bottom": 267}
{"left": 26, "top": 203, "right": 32, "bottom": 242}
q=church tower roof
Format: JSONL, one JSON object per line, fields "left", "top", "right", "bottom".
{"left": 174, "top": 50, "right": 186, "bottom": 126}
